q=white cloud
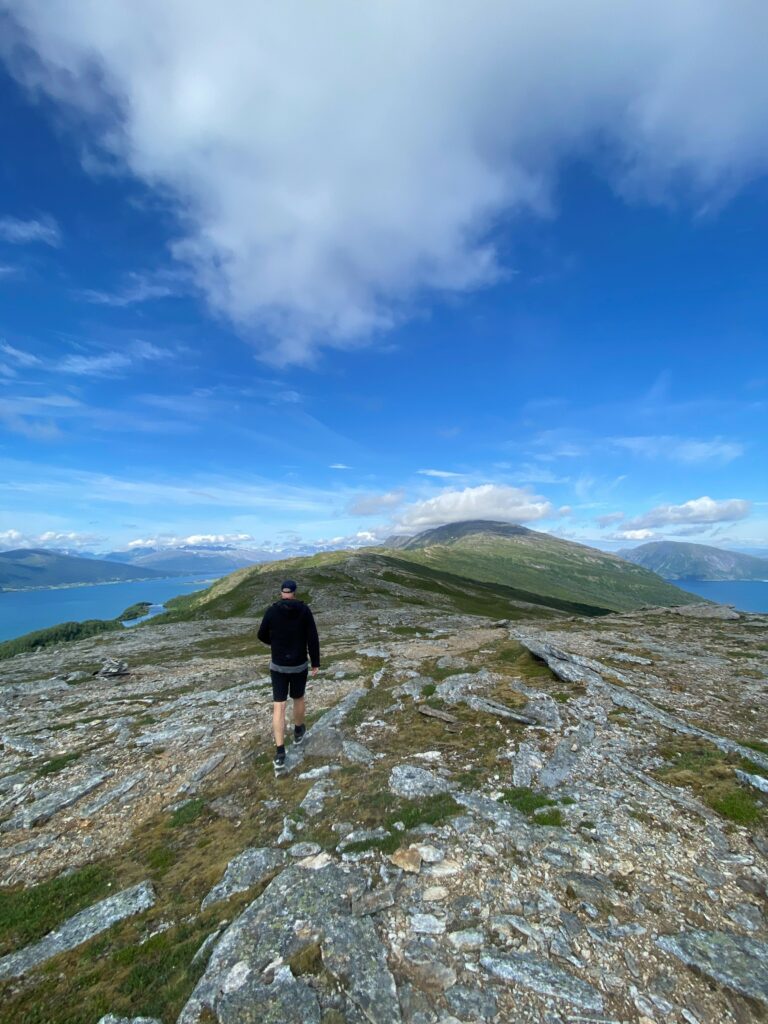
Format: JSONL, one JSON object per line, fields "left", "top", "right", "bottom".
{"left": 394, "top": 483, "right": 552, "bottom": 532}
{"left": 0, "top": 528, "right": 101, "bottom": 550}
{"left": 626, "top": 495, "right": 751, "bottom": 529}
{"left": 612, "top": 435, "right": 744, "bottom": 464}
{"left": 0, "top": 214, "right": 60, "bottom": 246}
{"left": 329, "top": 463, "right": 351, "bottom": 470}
{"left": 6, "top": 1, "right": 768, "bottom": 362}
{"left": 1, "top": 341, "right": 41, "bottom": 367}
{"left": 616, "top": 529, "right": 657, "bottom": 541}
{"left": 80, "top": 269, "right": 183, "bottom": 307}
{"left": 127, "top": 532, "right": 254, "bottom": 549}
{"left": 347, "top": 490, "right": 405, "bottom": 516}
{"left": 596, "top": 511, "right": 626, "bottom": 527}
{"left": 417, "top": 469, "right": 462, "bottom": 479}
{"left": 57, "top": 340, "right": 169, "bottom": 377}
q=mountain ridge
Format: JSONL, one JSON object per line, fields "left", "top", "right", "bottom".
{"left": 0, "top": 549, "right": 168, "bottom": 591}
{"left": 620, "top": 540, "right": 768, "bottom": 581}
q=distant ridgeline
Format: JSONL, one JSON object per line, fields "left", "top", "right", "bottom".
{"left": 0, "top": 522, "right": 703, "bottom": 660}
{"left": 619, "top": 540, "right": 768, "bottom": 581}
{"left": 0, "top": 549, "right": 167, "bottom": 591}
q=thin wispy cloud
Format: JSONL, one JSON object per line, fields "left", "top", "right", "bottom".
{"left": 0, "top": 214, "right": 60, "bottom": 246}
{"left": 57, "top": 340, "right": 168, "bottom": 377}
{"left": 329, "top": 463, "right": 351, "bottom": 470}
{"left": 347, "top": 490, "right": 405, "bottom": 516}
{"left": 1, "top": 341, "right": 42, "bottom": 367}
{"left": 417, "top": 469, "right": 462, "bottom": 479}
{"left": 80, "top": 269, "right": 183, "bottom": 307}
{"left": 612, "top": 435, "right": 744, "bottom": 464}
{"left": 6, "top": 2, "right": 768, "bottom": 362}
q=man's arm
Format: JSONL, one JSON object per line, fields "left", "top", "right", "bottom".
{"left": 257, "top": 607, "right": 272, "bottom": 645}
{"left": 306, "top": 607, "right": 320, "bottom": 670}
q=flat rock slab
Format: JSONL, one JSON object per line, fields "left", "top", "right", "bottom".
{"left": 98, "top": 1017, "right": 162, "bottom": 1024}
{"left": 481, "top": 952, "right": 604, "bottom": 1012}
{"left": 656, "top": 930, "right": 768, "bottom": 1005}
{"left": 1, "top": 771, "right": 113, "bottom": 831}
{"left": 201, "top": 847, "right": 287, "bottom": 910}
{"left": 389, "top": 765, "right": 453, "bottom": 799}
{"left": 0, "top": 881, "right": 155, "bottom": 981}
{"left": 179, "top": 863, "right": 401, "bottom": 1024}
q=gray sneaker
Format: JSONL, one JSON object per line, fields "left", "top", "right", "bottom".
{"left": 293, "top": 724, "right": 306, "bottom": 746}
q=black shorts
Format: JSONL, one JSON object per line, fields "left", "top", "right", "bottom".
{"left": 270, "top": 668, "right": 308, "bottom": 702}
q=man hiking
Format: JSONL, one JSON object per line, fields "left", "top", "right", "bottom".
{"left": 257, "top": 579, "right": 320, "bottom": 772}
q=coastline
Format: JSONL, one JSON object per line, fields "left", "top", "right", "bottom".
{"left": 0, "top": 573, "right": 188, "bottom": 594}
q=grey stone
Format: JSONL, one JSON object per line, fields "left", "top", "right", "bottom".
{"left": 217, "top": 963, "right": 321, "bottom": 1024}
{"left": 177, "top": 753, "right": 226, "bottom": 795}
{"left": 0, "top": 771, "right": 31, "bottom": 794}
{"left": 0, "top": 881, "right": 155, "bottom": 981}
{"left": 100, "top": 658, "right": 129, "bottom": 676}
{"left": 538, "top": 723, "right": 596, "bottom": 789}
{"left": 180, "top": 863, "right": 399, "bottom": 1024}
{"left": 389, "top": 765, "right": 453, "bottom": 799}
{"left": 0, "top": 834, "right": 55, "bottom": 859}
{"left": 410, "top": 913, "right": 446, "bottom": 934}
{"left": 355, "top": 886, "right": 396, "bottom": 916}
{"left": 98, "top": 1017, "right": 161, "bottom": 1024}
{"left": 735, "top": 768, "right": 768, "bottom": 794}
{"left": 201, "top": 847, "right": 286, "bottom": 910}
{"left": 446, "top": 928, "right": 484, "bottom": 950}
{"left": 453, "top": 791, "right": 534, "bottom": 852}
{"left": 79, "top": 772, "right": 146, "bottom": 817}
{"left": 342, "top": 738, "right": 376, "bottom": 765}
{"left": 299, "top": 778, "right": 339, "bottom": 816}
{"left": 481, "top": 952, "right": 604, "bottom": 1011}
{"left": 288, "top": 842, "right": 321, "bottom": 858}
{"left": 338, "top": 826, "right": 390, "bottom": 850}
{"left": 511, "top": 741, "right": 544, "bottom": 788}
{"left": 656, "top": 931, "right": 768, "bottom": 1004}
{"left": 445, "top": 984, "right": 498, "bottom": 1021}
{"left": 1, "top": 771, "right": 112, "bottom": 831}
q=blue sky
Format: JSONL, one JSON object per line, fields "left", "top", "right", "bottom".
{"left": 0, "top": 2, "right": 766, "bottom": 557}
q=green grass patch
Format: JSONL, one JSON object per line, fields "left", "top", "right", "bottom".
{"left": 386, "top": 792, "right": 459, "bottom": 831}
{"left": 169, "top": 799, "right": 206, "bottom": 828}
{"left": 119, "top": 602, "right": 152, "bottom": 622}
{"left": 421, "top": 682, "right": 436, "bottom": 697}
{"left": 656, "top": 739, "right": 765, "bottom": 827}
{"left": 500, "top": 786, "right": 558, "bottom": 816}
{"left": 743, "top": 739, "right": 768, "bottom": 756}
{"left": 36, "top": 751, "right": 81, "bottom": 777}
{"left": 0, "top": 864, "right": 112, "bottom": 955}
{"left": 0, "top": 618, "right": 123, "bottom": 661}
{"left": 533, "top": 808, "right": 564, "bottom": 827}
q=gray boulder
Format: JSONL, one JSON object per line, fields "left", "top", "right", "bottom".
{"left": 201, "top": 847, "right": 286, "bottom": 910}
{"left": 656, "top": 930, "right": 768, "bottom": 1005}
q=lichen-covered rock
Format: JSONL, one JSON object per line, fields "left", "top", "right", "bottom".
{"left": 656, "top": 930, "right": 768, "bottom": 1005}
{"left": 179, "top": 863, "right": 401, "bottom": 1024}
{"left": 0, "top": 882, "right": 155, "bottom": 981}
{"left": 1, "top": 771, "right": 113, "bottom": 831}
{"left": 201, "top": 847, "right": 286, "bottom": 910}
{"left": 481, "top": 952, "right": 604, "bottom": 1011}
{"left": 388, "top": 764, "right": 453, "bottom": 799}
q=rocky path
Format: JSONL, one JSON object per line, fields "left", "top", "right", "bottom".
{"left": 0, "top": 604, "right": 766, "bottom": 1023}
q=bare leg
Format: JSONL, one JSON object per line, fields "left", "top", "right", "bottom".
{"left": 273, "top": 701, "right": 287, "bottom": 747}
{"left": 293, "top": 696, "right": 305, "bottom": 729}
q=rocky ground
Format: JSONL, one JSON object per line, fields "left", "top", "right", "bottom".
{"left": 0, "top": 597, "right": 766, "bottom": 1024}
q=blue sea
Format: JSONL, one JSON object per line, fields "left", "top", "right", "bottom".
{"left": 0, "top": 575, "right": 223, "bottom": 643}
{"left": 676, "top": 579, "right": 768, "bottom": 613}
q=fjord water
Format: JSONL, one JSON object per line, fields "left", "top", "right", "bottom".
{"left": 0, "top": 574, "right": 222, "bottom": 643}
{"left": 676, "top": 579, "right": 768, "bottom": 613}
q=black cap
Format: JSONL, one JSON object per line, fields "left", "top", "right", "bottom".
{"left": 280, "top": 579, "right": 297, "bottom": 593}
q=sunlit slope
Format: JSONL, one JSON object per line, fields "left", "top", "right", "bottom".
{"left": 158, "top": 550, "right": 611, "bottom": 624}
{"left": 388, "top": 521, "right": 700, "bottom": 612}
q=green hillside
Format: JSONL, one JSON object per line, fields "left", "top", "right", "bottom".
{"left": 0, "top": 549, "right": 166, "bottom": 591}
{"left": 619, "top": 540, "right": 768, "bottom": 581}
{"left": 157, "top": 549, "right": 610, "bottom": 625}
{"left": 386, "top": 521, "right": 700, "bottom": 612}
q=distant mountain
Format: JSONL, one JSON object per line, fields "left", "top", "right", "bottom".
{"left": 618, "top": 541, "right": 768, "bottom": 581}
{"left": 102, "top": 544, "right": 278, "bottom": 574}
{"left": 380, "top": 520, "right": 699, "bottom": 612}
{"left": 0, "top": 549, "right": 167, "bottom": 591}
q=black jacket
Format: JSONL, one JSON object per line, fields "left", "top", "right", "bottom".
{"left": 257, "top": 599, "right": 320, "bottom": 669}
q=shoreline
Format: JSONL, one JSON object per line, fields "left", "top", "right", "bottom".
{"left": 0, "top": 574, "right": 191, "bottom": 594}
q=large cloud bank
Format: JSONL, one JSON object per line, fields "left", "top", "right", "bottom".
{"left": 4, "top": 1, "right": 768, "bottom": 361}
{"left": 394, "top": 484, "right": 552, "bottom": 532}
